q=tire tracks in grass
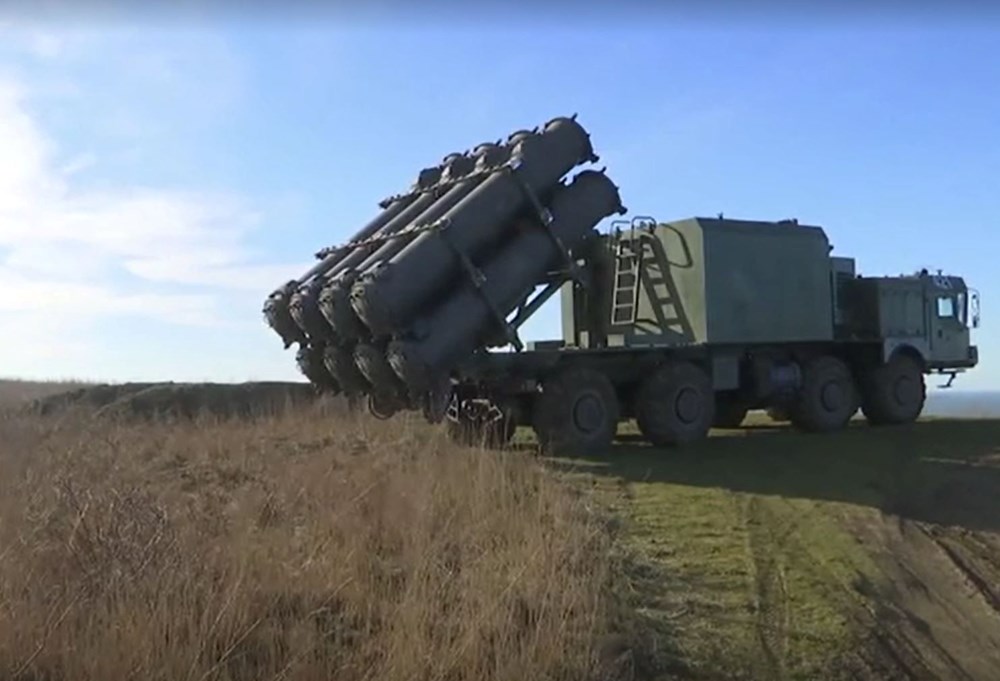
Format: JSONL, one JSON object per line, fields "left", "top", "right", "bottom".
{"left": 565, "top": 416, "right": 1000, "bottom": 680}
{"left": 621, "top": 479, "right": 871, "bottom": 680}
{"left": 742, "top": 496, "right": 792, "bottom": 681}
{"left": 918, "top": 525, "right": 1000, "bottom": 621}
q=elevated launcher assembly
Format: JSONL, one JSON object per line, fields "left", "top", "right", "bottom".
{"left": 264, "top": 115, "right": 980, "bottom": 455}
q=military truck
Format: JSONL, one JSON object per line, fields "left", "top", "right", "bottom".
{"left": 263, "top": 115, "right": 980, "bottom": 455}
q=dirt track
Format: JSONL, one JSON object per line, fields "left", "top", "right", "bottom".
{"left": 558, "top": 416, "right": 1000, "bottom": 680}
{"left": 847, "top": 512, "right": 1000, "bottom": 679}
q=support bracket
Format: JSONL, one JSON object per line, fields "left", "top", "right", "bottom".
{"left": 437, "top": 222, "right": 524, "bottom": 351}
{"left": 504, "top": 163, "right": 588, "bottom": 289}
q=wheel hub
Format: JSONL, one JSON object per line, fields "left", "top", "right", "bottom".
{"left": 820, "top": 381, "right": 845, "bottom": 412}
{"left": 572, "top": 393, "right": 605, "bottom": 433}
{"left": 675, "top": 386, "right": 702, "bottom": 424}
{"left": 368, "top": 392, "right": 400, "bottom": 420}
{"left": 893, "top": 375, "right": 917, "bottom": 406}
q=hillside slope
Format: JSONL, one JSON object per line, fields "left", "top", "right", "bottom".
{"left": 0, "top": 379, "right": 90, "bottom": 408}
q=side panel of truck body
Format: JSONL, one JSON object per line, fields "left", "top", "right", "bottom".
{"left": 839, "top": 277, "right": 927, "bottom": 340}
{"left": 701, "top": 218, "right": 834, "bottom": 343}
{"left": 563, "top": 217, "right": 837, "bottom": 349}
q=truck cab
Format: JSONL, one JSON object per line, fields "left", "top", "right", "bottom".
{"left": 837, "top": 267, "right": 979, "bottom": 388}
{"left": 925, "top": 272, "right": 979, "bottom": 370}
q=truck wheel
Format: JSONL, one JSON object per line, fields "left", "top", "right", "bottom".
{"left": 635, "top": 361, "right": 715, "bottom": 447}
{"left": 713, "top": 393, "right": 749, "bottom": 429}
{"left": 789, "top": 356, "right": 859, "bottom": 433}
{"left": 533, "top": 367, "right": 620, "bottom": 457}
{"left": 860, "top": 355, "right": 926, "bottom": 425}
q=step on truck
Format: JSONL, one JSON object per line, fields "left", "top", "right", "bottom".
{"left": 263, "top": 115, "right": 981, "bottom": 456}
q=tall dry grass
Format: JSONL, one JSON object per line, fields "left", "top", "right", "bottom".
{"left": 0, "top": 402, "right": 632, "bottom": 681}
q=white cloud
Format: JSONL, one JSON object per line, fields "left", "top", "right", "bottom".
{"left": 0, "top": 268, "right": 219, "bottom": 325}
{"left": 0, "top": 23, "right": 99, "bottom": 64}
{"left": 0, "top": 47, "right": 306, "bottom": 378}
{"left": 57, "top": 151, "right": 96, "bottom": 176}
{"left": 26, "top": 31, "right": 64, "bottom": 59}
{"left": 0, "top": 76, "right": 269, "bottom": 291}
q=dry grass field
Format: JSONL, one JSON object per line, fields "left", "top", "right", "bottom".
{"left": 0, "top": 384, "right": 641, "bottom": 681}
{"left": 3, "top": 380, "right": 1000, "bottom": 681}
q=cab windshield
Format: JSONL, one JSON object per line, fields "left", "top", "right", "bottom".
{"left": 936, "top": 291, "right": 969, "bottom": 327}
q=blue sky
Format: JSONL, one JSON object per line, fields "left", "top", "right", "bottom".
{"left": 0, "top": 13, "right": 996, "bottom": 390}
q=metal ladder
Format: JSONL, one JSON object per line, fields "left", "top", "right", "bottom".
{"left": 610, "top": 234, "right": 641, "bottom": 326}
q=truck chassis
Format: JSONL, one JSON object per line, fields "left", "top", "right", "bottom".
{"left": 443, "top": 338, "right": 975, "bottom": 456}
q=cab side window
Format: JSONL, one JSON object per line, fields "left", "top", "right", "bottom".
{"left": 937, "top": 296, "right": 955, "bottom": 319}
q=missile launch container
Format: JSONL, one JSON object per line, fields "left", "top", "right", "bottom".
{"left": 264, "top": 117, "right": 980, "bottom": 456}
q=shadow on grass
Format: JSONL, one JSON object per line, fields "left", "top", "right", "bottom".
{"left": 544, "top": 418, "right": 1000, "bottom": 533}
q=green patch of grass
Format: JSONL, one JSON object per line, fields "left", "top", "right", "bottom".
{"left": 542, "top": 413, "right": 1000, "bottom": 680}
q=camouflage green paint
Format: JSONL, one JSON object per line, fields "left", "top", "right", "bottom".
{"left": 839, "top": 277, "right": 927, "bottom": 340}
{"left": 924, "top": 274, "right": 974, "bottom": 366}
{"left": 840, "top": 272, "right": 976, "bottom": 368}
{"left": 560, "top": 217, "right": 975, "bottom": 376}
{"left": 698, "top": 218, "right": 834, "bottom": 344}
{"left": 569, "top": 217, "right": 834, "bottom": 347}
{"left": 560, "top": 280, "right": 579, "bottom": 346}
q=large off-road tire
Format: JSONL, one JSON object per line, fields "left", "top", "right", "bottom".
{"left": 635, "top": 361, "right": 715, "bottom": 447}
{"left": 713, "top": 392, "right": 749, "bottom": 429}
{"left": 860, "top": 354, "right": 926, "bottom": 426}
{"left": 789, "top": 356, "right": 860, "bottom": 433}
{"left": 533, "top": 367, "right": 620, "bottom": 457}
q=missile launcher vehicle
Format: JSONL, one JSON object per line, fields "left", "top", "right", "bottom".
{"left": 264, "top": 115, "right": 981, "bottom": 456}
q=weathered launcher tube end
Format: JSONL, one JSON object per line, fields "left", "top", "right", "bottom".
{"left": 286, "top": 161, "right": 450, "bottom": 345}
{"left": 387, "top": 169, "right": 625, "bottom": 394}
{"left": 316, "top": 188, "right": 445, "bottom": 342}
{"left": 281, "top": 157, "right": 461, "bottom": 397}
{"left": 263, "top": 153, "right": 451, "bottom": 352}
{"left": 289, "top": 278, "right": 337, "bottom": 344}
{"left": 349, "top": 115, "right": 599, "bottom": 341}
{"left": 322, "top": 344, "right": 370, "bottom": 397}
{"left": 295, "top": 344, "right": 341, "bottom": 394}
{"left": 353, "top": 342, "right": 408, "bottom": 404}
{"left": 263, "top": 280, "right": 307, "bottom": 348}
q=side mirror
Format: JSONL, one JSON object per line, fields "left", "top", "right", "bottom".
{"left": 971, "top": 289, "right": 981, "bottom": 329}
